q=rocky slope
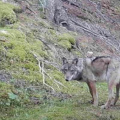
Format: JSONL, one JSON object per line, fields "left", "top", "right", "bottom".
{"left": 0, "top": 0, "right": 120, "bottom": 119}
{"left": 0, "top": 0, "right": 81, "bottom": 109}
{"left": 48, "top": 0, "right": 120, "bottom": 56}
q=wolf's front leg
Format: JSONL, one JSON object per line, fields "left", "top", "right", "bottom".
{"left": 87, "top": 81, "right": 98, "bottom": 106}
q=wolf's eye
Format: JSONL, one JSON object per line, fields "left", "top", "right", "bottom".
{"left": 62, "top": 69, "right": 67, "bottom": 73}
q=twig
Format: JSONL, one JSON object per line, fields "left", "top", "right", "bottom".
{"left": 31, "top": 51, "right": 55, "bottom": 91}
{"left": 70, "top": 18, "right": 120, "bottom": 54}
{"left": 54, "top": 79, "right": 67, "bottom": 88}
{"left": 54, "top": 81, "right": 60, "bottom": 90}
{"left": 31, "top": 51, "right": 67, "bottom": 90}
{"left": 26, "top": 6, "right": 36, "bottom": 14}
{"left": 41, "top": 61, "right": 55, "bottom": 91}
{"left": 0, "top": 39, "right": 7, "bottom": 42}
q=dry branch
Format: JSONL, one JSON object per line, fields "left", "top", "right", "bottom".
{"left": 31, "top": 51, "right": 55, "bottom": 91}
{"left": 70, "top": 18, "right": 120, "bottom": 54}
{"left": 31, "top": 51, "right": 66, "bottom": 91}
{"left": 0, "top": 39, "right": 7, "bottom": 42}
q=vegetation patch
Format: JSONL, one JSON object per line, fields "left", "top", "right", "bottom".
{"left": 0, "top": 28, "right": 48, "bottom": 83}
{"left": 1, "top": 0, "right": 120, "bottom": 120}
{"left": 57, "top": 33, "right": 75, "bottom": 44}
{"left": 58, "top": 40, "right": 72, "bottom": 49}
{"left": 0, "top": 1, "right": 20, "bottom": 26}
{"left": 39, "top": 19, "right": 53, "bottom": 29}
{"left": 57, "top": 33, "right": 75, "bottom": 49}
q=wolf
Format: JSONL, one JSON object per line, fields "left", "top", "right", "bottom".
{"left": 61, "top": 56, "right": 120, "bottom": 109}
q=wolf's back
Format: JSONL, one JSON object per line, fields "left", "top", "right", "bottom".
{"left": 81, "top": 56, "right": 120, "bottom": 83}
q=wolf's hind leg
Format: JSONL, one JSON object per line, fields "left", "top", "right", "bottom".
{"left": 111, "top": 83, "right": 120, "bottom": 106}
{"left": 101, "top": 81, "right": 115, "bottom": 109}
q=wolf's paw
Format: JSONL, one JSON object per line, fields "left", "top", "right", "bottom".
{"left": 110, "top": 102, "right": 114, "bottom": 106}
{"left": 88, "top": 100, "right": 94, "bottom": 104}
{"left": 93, "top": 104, "right": 98, "bottom": 107}
{"left": 101, "top": 105, "right": 110, "bottom": 109}
{"left": 110, "top": 99, "right": 116, "bottom": 106}
{"left": 93, "top": 102, "right": 98, "bottom": 107}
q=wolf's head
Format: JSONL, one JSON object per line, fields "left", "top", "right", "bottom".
{"left": 61, "top": 57, "right": 83, "bottom": 81}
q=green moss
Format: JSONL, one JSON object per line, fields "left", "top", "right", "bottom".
{"left": 26, "top": 30, "right": 48, "bottom": 58}
{"left": 39, "top": 20, "right": 53, "bottom": 29}
{"left": 28, "top": 39, "right": 48, "bottom": 59}
{"left": 72, "top": 50, "right": 82, "bottom": 56}
{"left": 57, "top": 33, "right": 76, "bottom": 49}
{"left": 58, "top": 40, "right": 71, "bottom": 49}
{"left": 0, "top": 82, "right": 12, "bottom": 98}
{"left": 52, "top": 70, "right": 64, "bottom": 82}
{"left": 115, "top": 5, "right": 120, "bottom": 12}
{"left": 6, "top": 22, "right": 21, "bottom": 29}
{"left": 0, "top": 1, "right": 20, "bottom": 26}
{"left": 0, "top": 28, "right": 25, "bottom": 40}
{"left": 0, "top": 28, "right": 48, "bottom": 60}
{"left": 0, "top": 28, "right": 47, "bottom": 82}
{"left": 57, "top": 33, "right": 75, "bottom": 45}
{"left": 24, "top": 62, "right": 39, "bottom": 71}
{"left": 0, "top": 28, "right": 27, "bottom": 61}
{"left": 13, "top": 70, "right": 43, "bottom": 82}
{"left": 49, "top": 29, "right": 56, "bottom": 36}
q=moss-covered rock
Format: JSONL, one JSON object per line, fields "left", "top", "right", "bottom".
{"left": 57, "top": 33, "right": 75, "bottom": 45}
{"left": 57, "top": 33, "right": 75, "bottom": 49}
{"left": 0, "top": 1, "right": 20, "bottom": 26}
{"left": 58, "top": 40, "right": 71, "bottom": 49}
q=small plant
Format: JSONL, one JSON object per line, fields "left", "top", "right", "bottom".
{"left": 8, "top": 93, "right": 18, "bottom": 100}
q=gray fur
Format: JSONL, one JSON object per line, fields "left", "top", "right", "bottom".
{"left": 61, "top": 56, "right": 120, "bottom": 109}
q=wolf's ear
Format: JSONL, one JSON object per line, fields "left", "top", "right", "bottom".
{"left": 62, "top": 57, "right": 68, "bottom": 64}
{"left": 72, "top": 58, "right": 78, "bottom": 65}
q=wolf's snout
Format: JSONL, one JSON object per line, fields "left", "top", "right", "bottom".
{"left": 65, "top": 76, "right": 71, "bottom": 81}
